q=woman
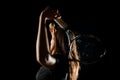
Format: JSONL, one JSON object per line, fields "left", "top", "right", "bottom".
{"left": 36, "top": 6, "right": 80, "bottom": 80}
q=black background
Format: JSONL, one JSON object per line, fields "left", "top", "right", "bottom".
{"left": 6, "top": 0, "right": 117, "bottom": 80}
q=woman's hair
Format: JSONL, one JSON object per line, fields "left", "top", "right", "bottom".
{"left": 55, "top": 28, "right": 69, "bottom": 54}
{"left": 46, "top": 15, "right": 80, "bottom": 80}
{"left": 55, "top": 27, "right": 81, "bottom": 80}
{"left": 68, "top": 32, "right": 80, "bottom": 80}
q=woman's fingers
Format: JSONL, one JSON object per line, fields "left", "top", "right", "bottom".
{"left": 42, "top": 6, "right": 61, "bottom": 20}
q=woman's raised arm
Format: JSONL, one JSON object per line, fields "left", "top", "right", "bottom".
{"left": 36, "top": 8, "right": 57, "bottom": 68}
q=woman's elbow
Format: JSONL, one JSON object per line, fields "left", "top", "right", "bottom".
{"left": 37, "top": 55, "right": 56, "bottom": 68}
{"left": 45, "top": 55, "right": 56, "bottom": 65}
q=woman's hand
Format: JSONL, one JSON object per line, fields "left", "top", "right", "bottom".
{"left": 42, "top": 6, "right": 61, "bottom": 21}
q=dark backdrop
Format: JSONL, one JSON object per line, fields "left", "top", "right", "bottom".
{"left": 7, "top": 0, "right": 116, "bottom": 80}
{"left": 30, "top": 0, "right": 114, "bottom": 80}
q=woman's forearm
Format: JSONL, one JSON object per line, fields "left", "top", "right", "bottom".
{"left": 36, "top": 11, "right": 47, "bottom": 63}
{"left": 36, "top": 11, "right": 56, "bottom": 67}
